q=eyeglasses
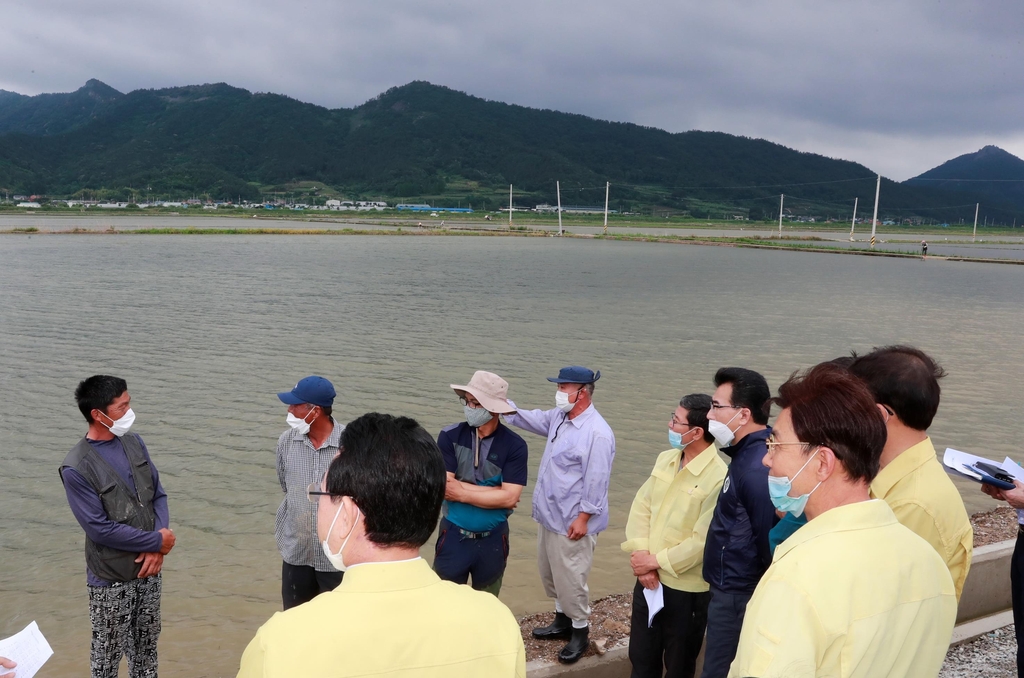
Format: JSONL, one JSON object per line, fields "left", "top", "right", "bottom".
{"left": 306, "top": 480, "right": 338, "bottom": 504}
{"left": 764, "top": 433, "right": 810, "bottom": 453}
{"left": 710, "top": 402, "right": 741, "bottom": 411}
{"left": 670, "top": 415, "right": 691, "bottom": 429}
{"left": 459, "top": 396, "right": 484, "bottom": 408}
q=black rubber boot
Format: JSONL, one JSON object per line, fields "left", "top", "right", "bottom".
{"left": 557, "top": 625, "right": 589, "bottom": 664}
{"left": 532, "top": 612, "right": 572, "bottom": 640}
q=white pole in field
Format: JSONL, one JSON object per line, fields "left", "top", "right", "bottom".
{"left": 973, "top": 202, "right": 979, "bottom": 242}
{"left": 603, "top": 181, "right": 610, "bottom": 235}
{"left": 849, "top": 197, "right": 858, "bottom": 239}
{"left": 778, "top": 194, "right": 784, "bottom": 238}
{"left": 870, "top": 174, "right": 880, "bottom": 248}
{"left": 509, "top": 184, "right": 513, "bottom": 228}
{"left": 557, "top": 181, "right": 563, "bottom": 236}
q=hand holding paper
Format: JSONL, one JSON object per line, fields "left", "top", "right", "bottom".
{"left": 0, "top": 622, "right": 53, "bottom": 678}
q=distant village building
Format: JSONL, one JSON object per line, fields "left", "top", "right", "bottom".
{"left": 17, "top": 201, "right": 41, "bottom": 208}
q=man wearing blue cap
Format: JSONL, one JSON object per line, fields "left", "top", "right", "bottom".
{"left": 504, "top": 366, "right": 616, "bottom": 664}
{"left": 275, "top": 376, "right": 343, "bottom": 609}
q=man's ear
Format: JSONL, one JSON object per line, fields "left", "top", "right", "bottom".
{"left": 816, "top": 446, "right": 838, "bottom": 481}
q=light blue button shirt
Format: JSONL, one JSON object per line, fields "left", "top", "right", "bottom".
{"left": 505, "top": 401, "right": 615, "bottom": 535}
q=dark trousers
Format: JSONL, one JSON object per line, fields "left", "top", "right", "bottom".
{"left": 629, "top": 580, "right": 711, "bottom": 678}
{"left": 281, "top": 561, "right": 343, "bottom": 610}
{"left": 433, "top": 518, "right": 510, "bottom": 593}
{"left": 1012, "top": 531, "right": 1024, "bottom": 678}
{"left": 699, "top": 587, "right": 753, "bottom": 678}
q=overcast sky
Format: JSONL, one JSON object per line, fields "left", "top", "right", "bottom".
{"left": 3, "top": 0, "right": 1021, "bottom": 180}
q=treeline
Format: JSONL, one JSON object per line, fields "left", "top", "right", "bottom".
{"left": 0, "top": 79, "right": 1021, "bottom": 223}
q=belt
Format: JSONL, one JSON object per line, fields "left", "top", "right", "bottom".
{"left": 456, "top": 527, "right": 493, "bottom": 539}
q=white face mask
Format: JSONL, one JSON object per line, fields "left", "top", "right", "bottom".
{"left": 286, "top": 407, "right": 318, "bottom": 436}
{"left": 708, "top": 410, "right": 742, "bottom": 447}
{"left": 102, "top": 408, "right": 136, "bottom": 437}
{"left": 321, "top": 499, "right": 360, "bottom": 572}
{"left": 555, "top": 388, "right": 582, "bottom": 413}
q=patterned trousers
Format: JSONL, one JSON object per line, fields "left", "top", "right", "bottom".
{"left": 87, "top": 574, "right": 161, "bottom": 678}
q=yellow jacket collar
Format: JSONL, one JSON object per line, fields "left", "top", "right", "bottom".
{"left": 870, "top": 437, "right": 935, "bottom": 498}
{"left": 333, "top": 557, "right": 437, "bottom": 593}
{"left": 774, "top": 499, "right": 897, "bottom": 562}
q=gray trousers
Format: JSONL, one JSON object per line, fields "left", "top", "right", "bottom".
{"left": 87, "top": 574, "right": 161, "bottom": 678}
{"left": 537, "top": 525, "right": 597, "bottom": 625}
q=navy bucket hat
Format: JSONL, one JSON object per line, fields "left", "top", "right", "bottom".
{"left": 547, "top": 366, "right": 601, "bottom": 384}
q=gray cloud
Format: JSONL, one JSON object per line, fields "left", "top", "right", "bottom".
{"left": 1, "top": 0, "right": 1022, "bottom": 179}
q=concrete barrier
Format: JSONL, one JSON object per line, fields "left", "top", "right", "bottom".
{"left": 526, "top": 538, "right": 1016, "bottom": 677}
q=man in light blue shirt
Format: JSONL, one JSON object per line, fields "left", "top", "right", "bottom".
{"left": 505, "top": 366, "right": 615, "bottom": 664}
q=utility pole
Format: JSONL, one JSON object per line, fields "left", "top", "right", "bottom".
{"left": 973, "top": 203, "right": 979, "bottom": 242}
{"left": 603, "top": 182, "right": 610, "bottom": 235}
{"left": 778, "top": 194, "right": 784, "bottom": 238}
{"left": 849, "top": 197, "right": 858, "bottom": 240}
{"left": 870, "top": 174, "right": 880, "bottom": 248}
{"left": 556, "top": 181, "right": 563, "bottom": 236}
{"left": 509, "top": 184, "right": 513, "bottom": 228}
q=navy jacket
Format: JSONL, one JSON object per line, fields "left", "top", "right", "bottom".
{"left": 702, "top": 428, "right": 778, "bottom": 594}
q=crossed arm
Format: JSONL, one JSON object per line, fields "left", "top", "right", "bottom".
{"left": 446, "top": 472, "right": 524, "bottom": 509}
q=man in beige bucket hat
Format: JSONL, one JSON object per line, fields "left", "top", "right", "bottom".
{"left": 433, "top": 371, "right": 529, "bottom": 596}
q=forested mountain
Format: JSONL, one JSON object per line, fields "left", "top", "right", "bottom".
{"left": 908, "top": 146, "right": 1024, "bottom": 211}
{"left": 0, "top": 79, "right": 1020, "bottom": 222}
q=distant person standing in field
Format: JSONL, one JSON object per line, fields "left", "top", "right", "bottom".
{"left": 622, "top": 393, "right": 726, "bottom": 678}
{"left": 699, "top": 367, "right": 777, "bottom": 678}
{"left": 275, "top": 376, "right": 343, "bottom": 609}
{"left": 434, "top": 370, "right": 528, "bottom": 595}
{"left": 848, "top": 346, "right": 973, "bottom": 601}
{"left": 60, "top": 375, "right": 175, "bottom": 678}
{"left": 504, "top": 366, "right": 615, "bottom": 664}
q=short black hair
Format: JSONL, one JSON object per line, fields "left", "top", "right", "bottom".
{"left": 326, "top": 412, "right": 445, "bottom": 548}
{"left": 75, "top": 375, "right": 128, "bottom": 423}
{"left": 679, "top": 393, "right": 715, "bottom": 443}
{"left": 848, "top": 345, "right": 945, "bottom": 431}
{"left": 713, "top": 367, "right": 771, "bottom": 425}
{"left": 773, "top": 362, "right": 887, "bottom": 483}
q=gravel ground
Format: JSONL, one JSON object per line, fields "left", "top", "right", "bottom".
{"left": 940, "top": 625, "right": 1017, "bottom": 677}
{"left": 520, "top": 507, "right": 1018, "bottom": 664}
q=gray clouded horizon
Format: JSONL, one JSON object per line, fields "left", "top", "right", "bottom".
{"left": 3, "top": 0, "right": 1022, "bottom": 180}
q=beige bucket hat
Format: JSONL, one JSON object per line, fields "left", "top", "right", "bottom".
{"left": 450, "top": 370, "right": 516, "bottom": 414}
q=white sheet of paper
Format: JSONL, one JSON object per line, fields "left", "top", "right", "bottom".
{"left": 0, "top": 621, "right": 54, "bottom": 678}
{"left": 942, "top": 448, "right": 1011, "bottom": 483}
{"left": 643, "top": 583, "right": 665, "bottom": 628}
{"left": 1001, "top": 457, "right": 1024, "bottom": 482}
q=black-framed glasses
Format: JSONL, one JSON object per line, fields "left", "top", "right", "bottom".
{"left": 710, "top": 401, "right": 741, "bottom": 411}
{"left": 306, "top": 481, "right": 339, "bottom": 504}
{"left": 459, "top": 396, "right": 484, "bottom": 408}
{"left": 670, "top": 415, "right": 692, "bottom": 429}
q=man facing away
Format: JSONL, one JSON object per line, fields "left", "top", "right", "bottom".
{"left": 700, "top": 367, "right": 777, "bottom": 678}
{"left": 60, "top": 375, "right": 175, "bottom": 678}
{"left": 434, "top": 370, "right": 528, "bottom": 595}
{"left": 275, "top": 375, "right": 343, "bottom": 609}
{"left": 504, "top": 365, "right": 615, "bottom": 664}
{"left": 622, "top": 393, "right": 727, "bottom": 678}
{"left": 848, "top": 345, "right": 973, "bottom": 600}
{"left": 237, "top": 412, "right": 526, "bottom": 678}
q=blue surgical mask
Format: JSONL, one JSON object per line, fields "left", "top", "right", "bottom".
{"left": 767, "top": 449, "right": 822, "bottom": 517}
{"left": 668, "top": 429, "right": 691, "bottom": 451}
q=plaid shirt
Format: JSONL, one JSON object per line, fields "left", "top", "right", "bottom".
{"left": 275, "top": 419, "right": 343, "bottom": 571}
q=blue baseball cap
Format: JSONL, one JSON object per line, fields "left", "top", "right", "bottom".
{"left": 277, "top": 376, "right": 336, "bottom": 408}
{"left": 547, "top": 366, "right": 601, "bottom": 384}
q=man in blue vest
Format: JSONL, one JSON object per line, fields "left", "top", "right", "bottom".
{"left": 60, "top": 375, "right": 175, "bottom": 678}
{"left": 434, "top": 371, "right": 528, "bottom": 595}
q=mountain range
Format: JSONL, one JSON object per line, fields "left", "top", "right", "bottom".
{"left": 0, "top": 79, "right": 1020, "bottom": 223}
